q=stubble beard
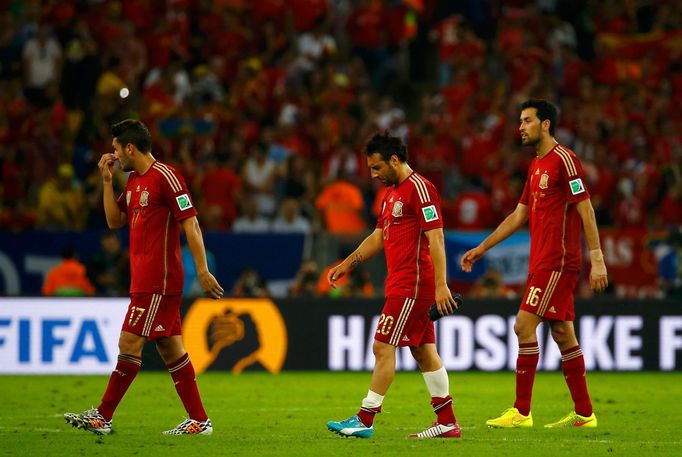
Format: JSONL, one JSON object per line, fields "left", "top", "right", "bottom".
{"left": 522, "top": 134, "right": 540, "bottom": 147}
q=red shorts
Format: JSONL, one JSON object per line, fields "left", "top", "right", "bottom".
{"left": 520, "top": 271, "right": 578, "bottom": 321}
{"left": 121, "top": 293, "right": 182, "bottom": 340}
{"left": 374, "top": 296, "right": 435, "bottom": 347}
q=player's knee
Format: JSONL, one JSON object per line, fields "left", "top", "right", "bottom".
{"left": 155, "top": 337, "right": 186, "bottom": 363}
{"left": 410, "top": 346, "right": 427, "bottom": 365}
{"left": 372, "top": 340, "right": 393, "bottom": 360}
{"left": 551, "top": 326, "right": 570, "bottom": 345}
{"left": 118, "top": 335, "right": 144, "bottom": 356}
{"left": 513, "top": 321, "right": 533, "bottom": 340}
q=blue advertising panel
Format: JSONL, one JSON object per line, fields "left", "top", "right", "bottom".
{"left": 0, "top": 231, "right": 306, "bottom": 295}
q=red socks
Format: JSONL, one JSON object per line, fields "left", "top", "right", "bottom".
{"left": 561, "top": 346, "right": 592, "bottom": 416}
{"left": 97, "top": 353, "right": 208, "bottom": 423}
{"left": 98, "top": 354, "right": 142, "bottom": 421}
{"left": 357, "top": 406, "right": 381, "bottom": 427}
{"left": 432, "top": 395, "right": 456, "bottom": 425}
{"left": 167, "top": 353, "right": 208, "bottom": 422}
{"left": 513, "top": 342, "right": 539, "bottom": 416}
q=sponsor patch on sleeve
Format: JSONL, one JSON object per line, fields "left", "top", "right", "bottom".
{"left": 569, "top": 178, "right": 585, "bottom": 195}
{"left": 421, "top": 205, "right": 439, "bottom": 222}
{"left": 176, "top": 194, "right": 193, "bottom": 211}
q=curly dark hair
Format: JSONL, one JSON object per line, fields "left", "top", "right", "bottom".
{"left": 365, "top": 130, "right": 408, "bottom": 162}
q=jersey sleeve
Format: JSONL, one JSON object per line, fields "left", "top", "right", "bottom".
{"left": 410, "top": 175, "right": 443, "bottom": 231}
{"left": 375, "top": 193, "right": 387, "bottom": 229}
{"left": 556, "top": 146, "right": 590, "bottom": 204}
{"left": 116, "top": 191, "right": 128, "bottom": 214}
{"left": 156, "top": 163, "right": 198, "bottom": 222}
{"left": 519, "top": 172, "right": 530, "bottom": 206}
{"left": 116, "top": 176, "right": 133, "bottom": 214}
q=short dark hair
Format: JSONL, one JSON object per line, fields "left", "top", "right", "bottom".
{"left": 111, "top": 119, "right": 152, "bottom": 153}
{"left": 365, "top": 131, "right": 408, "bottom": 162}
{"left": 520, "top": 99, "right": 558, "bottom": 135}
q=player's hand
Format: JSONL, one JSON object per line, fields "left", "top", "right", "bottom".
{"left": 98, "top": 153, "right": 117, "bottom": 183}
{"left": 327, "top": 262, "right": 348, "bottom": 289}
{"left": 198, "top": 270, "right": 224, "bottom": 299}
{"left": 590, "top": 270, "right": 608, "bottom": 293}
{"left": 589, "top": 249, "right": 608, "bottom": 294}
{"left": 460, "top": 246, "right": 485, "bottom": 272}
{"left": 434, "top": 284, "right": 458, "bottom": 317}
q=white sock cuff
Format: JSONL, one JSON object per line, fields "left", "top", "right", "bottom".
{"left": 361, "top": 390, "right": 384, "bottom": 409}
{"left": 422, "top": 366, "right": 450, "bottom": 398}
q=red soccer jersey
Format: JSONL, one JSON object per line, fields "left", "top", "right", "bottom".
{"left": 520, "top": 144, "right": 590, "bottom": 274}
{"left": 376, "top": 172, "right": 443, "bottom": 300}
{"left": 117, "top": 161, "right": 198, "bottom": 294}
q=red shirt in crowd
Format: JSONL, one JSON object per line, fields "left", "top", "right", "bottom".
{"left": 117, "top": 161, "right": 197, "bottom": 294}
{"left": 346, "top": 5, "right": 383, "bottom": 49}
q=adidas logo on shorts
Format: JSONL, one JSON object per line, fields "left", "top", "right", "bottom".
{"left": 154, "top": 324, "right": 165, "bottom": 332}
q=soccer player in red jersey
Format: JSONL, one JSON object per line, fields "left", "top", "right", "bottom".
{"left": 461, "top": 99, "right": 608, "bottom": 429}
{"left": 326, "top": 132, "right": 462, "bottom": 439}
{"left": 64, "top": 120, "right": 224, "bottom": 435}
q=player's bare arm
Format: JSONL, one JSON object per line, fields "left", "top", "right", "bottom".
{"left": 98, "top": 153, "right": 127, "bottom": 229}
{"left": 182, "top": 216, "right": 224, "bottom": 299}
{"left": 576, "top": 199, "right": 608, "bottom": 293}
{"left": 461, "top": 203, "right": 529, "bottom": 272}
{"left": 328, "top": 228, "right": 383, "bottom": 288}
{"left": 425, "top": 228, "right": 458, "bottom": 317}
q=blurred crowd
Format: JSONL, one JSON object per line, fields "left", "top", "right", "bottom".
{"left": 2, "top": 0, "right": 681, "bottom": 298}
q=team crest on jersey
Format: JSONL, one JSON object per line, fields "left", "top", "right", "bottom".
{"left": 176, "top": 193, "right": 193, "bottom": 211}
{"left": 539, "top": 172, "right": 549, "bottom": 189}
{"left": 126, "top": 190, "right": 131, "bottom": 205}
{"left": 392, "top": 201, "right": 403, "bottom": 217}
{"left": 139, "top": 190, "right": 149, "bottom": 207}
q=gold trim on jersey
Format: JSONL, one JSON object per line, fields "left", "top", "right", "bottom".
{"left": 162, "top": 212, "right": 171, "bottom": 294}
{"left": 153, "top": 162, "right": 182, "bottom": 192}
{"left": 389, "top": 297, "right": 415, "bottom": 346}
{"left": 538, "top": 271, "right": 562, "bottom": 316}
{"left": 409, "top": 174, "right": 430, "bottom": 203}
{"left": 554, "top": 145, "right": 577, "bottom": 176}
{"left": 142, "top": 294, "right": 162, "bottom": 336}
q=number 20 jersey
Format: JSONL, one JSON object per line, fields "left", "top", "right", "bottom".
{"left": 376, "top": 172, "right": 444, "bottom": 301}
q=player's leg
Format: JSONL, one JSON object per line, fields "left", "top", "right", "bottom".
{"left": 99, "top": 331, "right": 145, "bottom": 417}
{"left": 327, "top": 340, "right": 394, "bottom": 438}
{"left": 544, "top": 320, "right": 597, "bottom": 428}
{"left": 64, "top": 294, "right": 152, "bottom": 434}
{"left": 327, "top": 297, "right": 412, "bottom": 438}
{"left": 64, "top": 331, "right": 144, "bottom": 434}
{"left": 408, "top": 343, "right": 461, "bottom": 438}
{"left": 152, "top": 302, "right": 213, "bottom": 435}
{"left": 512, "top": 310, "right": 542, "bottom": 416}
{"left": 487, "top": 300, "right": 542, "bottom": 428}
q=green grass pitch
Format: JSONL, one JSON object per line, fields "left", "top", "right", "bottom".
{"left": 1, "top": 371, "right": 680, "bottom": 456}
